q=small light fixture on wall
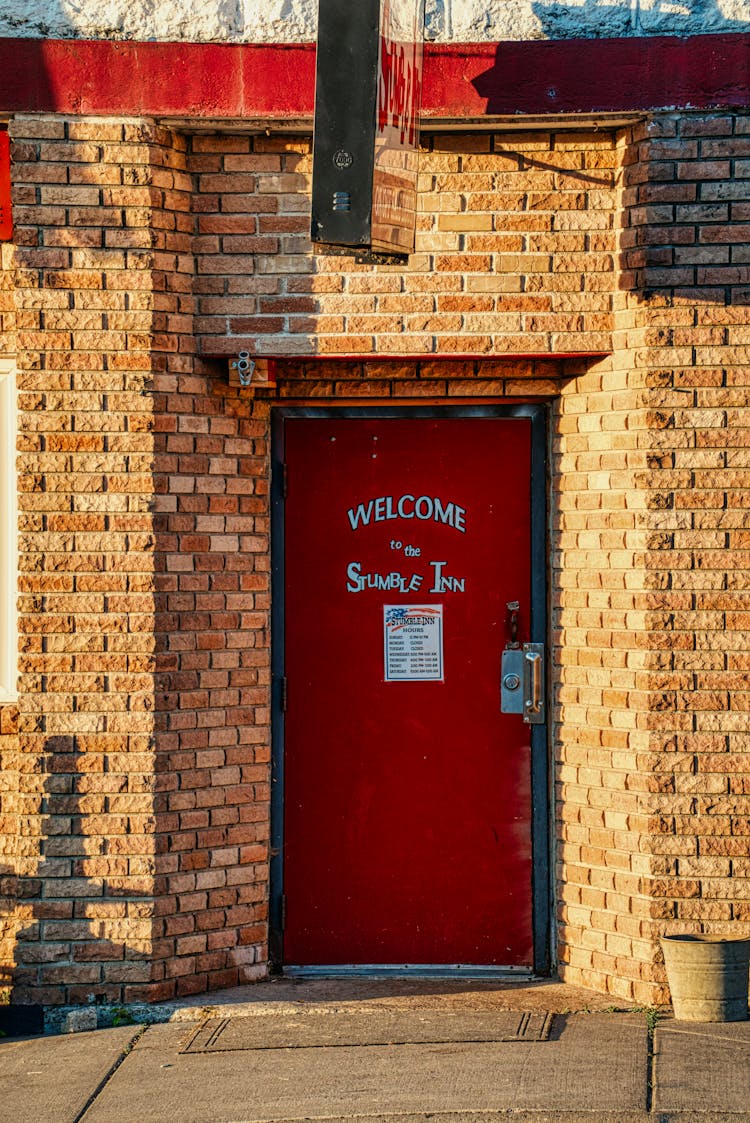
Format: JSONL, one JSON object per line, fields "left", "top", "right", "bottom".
{"left": 227, "top": 353, "right": 277, "bottom": 391}
{"left": 231, "top": 351, "right": 256, "bottom": 387}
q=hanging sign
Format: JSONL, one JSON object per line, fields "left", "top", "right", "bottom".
{"left": 311, "top": 0, "right": 423, "bottom": 255}
{"left": 384, "top": 605, "right": 443, "bottom": 682}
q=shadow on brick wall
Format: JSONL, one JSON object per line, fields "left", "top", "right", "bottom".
{"left": 146, "top": 382, "right": 272, "bottom": 999}
{"left": 1, "top": 738, "right": 154, "bottom": 1025}
{"left": 618, "top": 118, "right": 750, "bottom": 312}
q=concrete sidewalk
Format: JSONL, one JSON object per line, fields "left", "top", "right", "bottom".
{"left": 1, "top": 979, "right": 749, "bottom": 1123}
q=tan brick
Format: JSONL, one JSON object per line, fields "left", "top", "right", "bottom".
{"left": 5, "top": 110, "right": 750, "bottom": 1012}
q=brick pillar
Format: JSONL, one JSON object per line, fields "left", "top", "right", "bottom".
{"left": 149, "top": 372, "right": 271, "bottom": 1000}
{"left": 3, "top": 116, "right": 192, "bottom": 1006}
{"left": 553, "top": 112, "right": 750, "bottom": 1004}
{"left": 0, "top": 191, "right": 19, "bottom": 998}
{"left": 0, "top": 704, "right": 21, "bottom": 998}
{"left": 1, "top": 116, "right": 274, "bottom": 1006}
{"left": 552, "top": 346, "right": 654, "bottom": 1001}
{"left": 624, "top": 113, "right": 750, "bottom": 975}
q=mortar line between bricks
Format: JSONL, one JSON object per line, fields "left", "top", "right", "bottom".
{"left": 73, "top": 1024, "right": 148, "bottom": 1123}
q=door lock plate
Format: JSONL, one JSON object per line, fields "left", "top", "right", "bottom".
{"left": 501, "top": 644, "right": 545, "bottom": 724}
{"left": 501, "top": 649, "right": 524, "bottom": 714}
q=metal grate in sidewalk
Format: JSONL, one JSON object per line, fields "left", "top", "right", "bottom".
{"left": 180, "top": 1009, "right": 554, "bottom": 1054}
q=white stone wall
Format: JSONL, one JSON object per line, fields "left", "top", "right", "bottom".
{"left": 1, "top": 0, "right": 748, "bottom": 42}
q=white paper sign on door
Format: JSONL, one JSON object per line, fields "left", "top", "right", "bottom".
{"left": 384, "top": 605, "right": 444, "bottom": 682}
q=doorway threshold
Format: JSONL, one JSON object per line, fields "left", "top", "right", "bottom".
{"left": 283, "top": 965, "right": 535, "bottom": 980}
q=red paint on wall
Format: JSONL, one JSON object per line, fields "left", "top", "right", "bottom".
{"left": 0, "top": 34, "right": 749, "bottom": 120}
{"left": 0, "top": 132, "right": 11, "bottom": 241}
{"left": 6, "top": 39, "right": 317, "bottom": 119}
{"left": 462, "top": 35, "right": 750, "bottom": 116}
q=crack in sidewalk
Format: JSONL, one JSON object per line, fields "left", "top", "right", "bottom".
{"left": 73, "top": 1024, "right": 148, "bottom": 1123}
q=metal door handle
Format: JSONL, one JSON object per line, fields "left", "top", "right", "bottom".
{"left": 525, "top": 651, "right": 542, "bottom": 714}
{"left": 523, "top": 644, "right": 545, "bottom": 725}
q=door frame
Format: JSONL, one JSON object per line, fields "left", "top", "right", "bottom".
{"left": 270, "top": 403, "right": 551, "bottom": 975}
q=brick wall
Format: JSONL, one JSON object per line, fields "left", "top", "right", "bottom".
{"left": 2, "top": 111, "right": 750, "bottom": 1008}
{"left": 3, "top": 117, "right": 165, "bottom": 1005}
{"left": 0, "top": 702, "right": 20, "bottom": 996}
{"left": 552, "top": 114, "right": 750, "bottom": 1003}
{"left": 191, "top": 131, "right": 617, "bottom": 361}
{"left": 0, "top": 224, "right": 18, "bottom": 993}
{"left": 148, "top": 128, "right": 272, "bottom": 999}
{"left": 149, "top": 373, "right": 271, "bottom": 1000}
{"left": 631, "top": 113, "right": 750, "bottom": 957}
{"left": 552, "top": 348, "right": 656, "bottom": 1001}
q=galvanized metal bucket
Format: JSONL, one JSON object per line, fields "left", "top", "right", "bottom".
{"left": 661, "top": 935, "right": 750, "bottom": 1022}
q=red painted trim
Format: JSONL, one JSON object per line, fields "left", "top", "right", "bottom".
{"left": 0, "top": 35, "right": 748, "bottom": 120}
{"left": 0, "top": 131, "right": 11, "bottom": 240}
{"left": 0, "top": 40, "right": 317, "bottom": 119}
{"left": 427, "top": 34, "right": 750, "bottom": 117}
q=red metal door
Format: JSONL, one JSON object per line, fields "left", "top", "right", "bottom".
{"left": 281, "top": 415, "right": 535, "bottom": 966}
